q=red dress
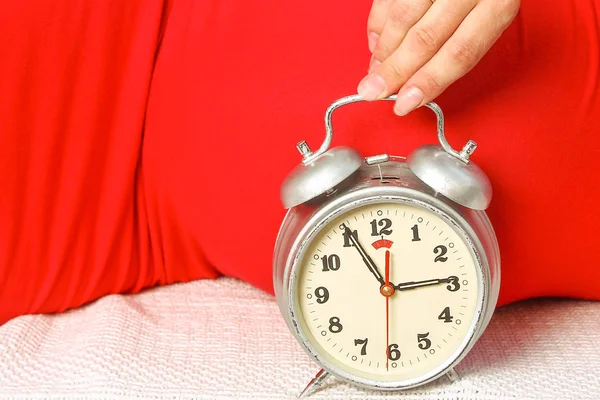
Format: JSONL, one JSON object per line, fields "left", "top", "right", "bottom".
{"left": 1, "top": 0, "right": 599, "bottom": 325}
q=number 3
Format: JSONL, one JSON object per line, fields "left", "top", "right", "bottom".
{"left": 446, "top": 276, "right": 460, "bottom": 292}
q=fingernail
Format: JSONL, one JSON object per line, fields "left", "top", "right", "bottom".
{"left": 394, "top": 86, "right": 424, "bottom": 116}
{"left": 357, "top": 74, "right": 387, "bottom": 101}
{"left": 368, "top": 31, "right": 379, "bottom": 53}
{"left": 369, "top": 56, "right": 381, "bottom": 72}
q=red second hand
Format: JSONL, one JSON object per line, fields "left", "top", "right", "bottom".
{"left": 385, "top": 250, "right": 390, "bottom": 371}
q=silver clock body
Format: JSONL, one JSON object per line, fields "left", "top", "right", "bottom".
{"left": 273, "top": 156, "right": 500, "bottom": 391}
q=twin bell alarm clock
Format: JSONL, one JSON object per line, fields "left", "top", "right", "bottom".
{"left": 273, "top": 94, "right": 500, "bottom": 397}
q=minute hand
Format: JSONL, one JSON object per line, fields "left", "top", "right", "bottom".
{"left": 343, "top": 225, "right": 385, "bottom": 286}
{"left": 395, "top": 276, "right": 457, "bottom": 291}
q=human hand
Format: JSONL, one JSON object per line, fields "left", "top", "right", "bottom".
{"left": 358, "top": 0, "right": 520, "bottom": 115}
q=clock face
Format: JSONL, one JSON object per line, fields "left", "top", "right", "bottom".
{"left": 295, "top": 200, "right": 482, "bottom": 385}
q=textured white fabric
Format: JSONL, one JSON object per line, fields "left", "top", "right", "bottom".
{"left": 0, "top": 278, "right": 598, "bottom": 400}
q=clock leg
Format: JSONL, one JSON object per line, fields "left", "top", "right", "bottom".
{"left": 299, "top": 369, "right": 330, "bottom": 398}
{"left": 446, "top": 368, "right": 460, "bottom": 383}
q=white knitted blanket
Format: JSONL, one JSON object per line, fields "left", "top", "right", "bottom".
{"left": 0, "top": 278, "right": 598, "bottom": 399}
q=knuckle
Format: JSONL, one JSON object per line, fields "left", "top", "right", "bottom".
{"left": 447, "top": 42, "right": 479, "bottom": 66}
{"left": 421, "top": 72, "right": 444, "bottom": 93}
{"left": 373, "top": 43, "right": 393, "bottom": 60}
{"left": 386, "top": 62, "right": 408, "bottom": 83}
{"left": 388, "top": 1, "right": 413, "bottom": 28}
{"left": 411, "top": 26, "right": 440, "bottom": 51}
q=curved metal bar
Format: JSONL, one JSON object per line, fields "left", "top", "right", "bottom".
{"left": 302, "top": 94, "right": 473, "bottom": 165}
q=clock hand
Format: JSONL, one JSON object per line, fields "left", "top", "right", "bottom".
{"left": 384, "top": 250, "right": 391, "bottom": 371}
{"left": 394, "top": 276, "right": 459, "bottom": 291}
{"left": 342, "top": 224, "right": 385, "bottom": 286}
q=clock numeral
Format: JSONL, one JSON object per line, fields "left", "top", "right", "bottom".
{"left": 433, "top": 245, "right": 448, "bottom": 262}
{"left": 354, "top": 338, "right": 368, "bottom": 355}
{"left": 321, "top": 254, "right": 341, "bottom": 272}
{"left": 342, "top": 229, "right": 358, "bottom": 248}
{"left": 387, "top": 343, "right": 401, "bottom": 361}
{"left": 446, "top": 276, "right": 460, "bottom": 292}
{"left": 411, "top": 224, "right": 421, "bottom": 242}
{"left": 328, "top": 317, "right": 343, "bottom": 333}
{"left": 417, "top": 332, "right": 432, "bottom": 350}
{"left": 370, "top": 218, "right": 393, "bottom": 236}
{"left": 438, "top": 307, "right": 454, "bottom": 323}
{"left": 315, "top": 287, "right": 329, "bottom": 304}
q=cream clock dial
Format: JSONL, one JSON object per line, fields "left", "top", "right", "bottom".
{"left": 297, "top": 201, "right": 480, "bottom": 382}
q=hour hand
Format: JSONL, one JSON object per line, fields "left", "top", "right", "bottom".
{"left": 395, "top": 276, "right": 459, "bottom": 292}
{"left": 342, "top": 224, "right": 385, "bottom": 286}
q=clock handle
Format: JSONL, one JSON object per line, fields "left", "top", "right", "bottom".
{"left": 300, "top": 94, "right": 476, "bottom": 166}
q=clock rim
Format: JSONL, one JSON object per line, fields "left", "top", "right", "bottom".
{"left": 285, "top": 186, "right": 494, "bottom": 390}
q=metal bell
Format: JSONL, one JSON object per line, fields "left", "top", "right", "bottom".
{"left": 408, "top": 144, "right": 492, "bottom": 210}
{"left": 406, "top": 102, "right": 492, "bottom": 210}
{"left": 280, "top": 144, "right": 362, "bottom": 209}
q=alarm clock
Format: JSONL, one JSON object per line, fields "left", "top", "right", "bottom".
{"left": 273, "top": 95, "right": 500, "bottom": 397}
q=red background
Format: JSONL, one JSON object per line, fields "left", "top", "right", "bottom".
{"left": 1, "top": 0, "right": 599, "bottom": 325}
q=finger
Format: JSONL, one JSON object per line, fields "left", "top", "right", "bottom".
{"left": 370, "top": 0, "right": 433, "bottom": 70}
{"left": 366, "top": 0, "right": 395, "bottom": 52}
{"left": 358, "top": 0, "right": 477, "bottom": 101}
{"left": 393, "top": 0, "right": 520, "bottom": 115}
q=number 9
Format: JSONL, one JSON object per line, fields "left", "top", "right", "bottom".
{"left": 315, "top": 286, "right": 329, "bottom": 304}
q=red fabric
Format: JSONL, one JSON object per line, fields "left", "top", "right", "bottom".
{"left": 1, "top": 0, "right": 599, "bottom": 325}
{"left": 0, "top": 0, "right": 218, "bottom": 324}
